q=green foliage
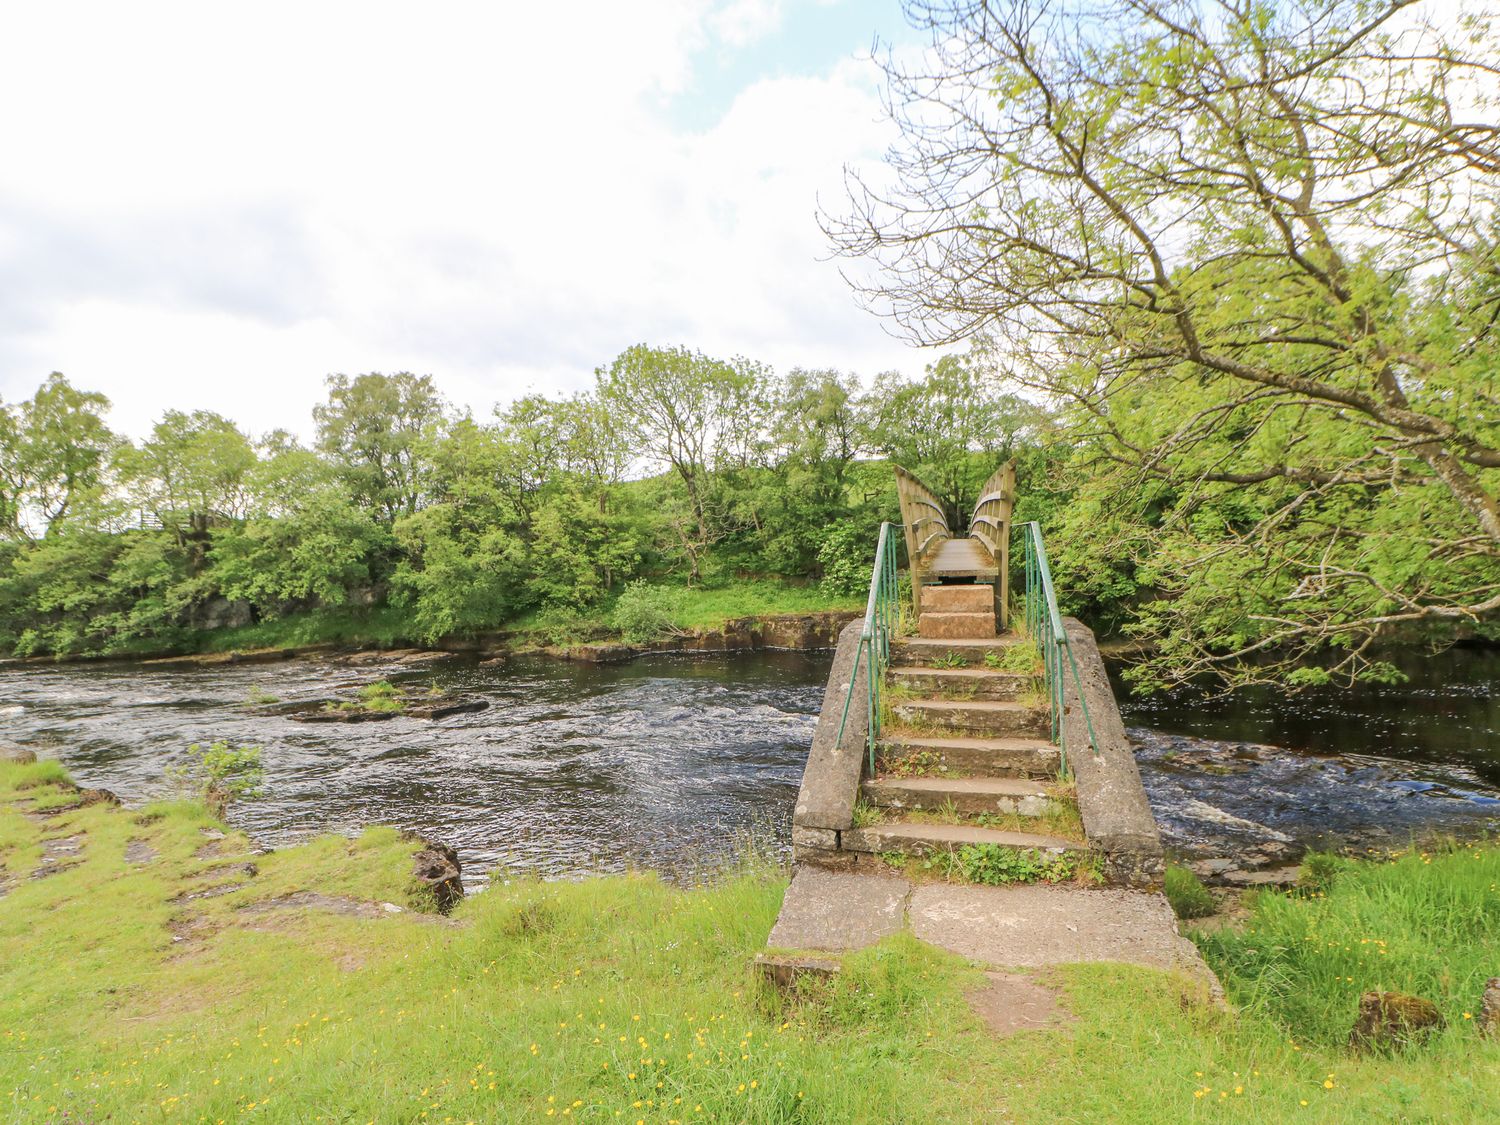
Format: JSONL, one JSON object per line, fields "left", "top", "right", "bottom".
{"left": 995, "top": 639, "right": 1042, "bottom": 674}
{"left": 609, "top": 580, "right": 683, "bottom": 643}
{"left": 527, "top": 489, "right": 642, "bottom": 608}
{"left": 921, "top": 844, "right": 1099, "bottom": 886}
{"left": 390, "top": 505, "right": 527, "bottom": 642}
{"left": 1298, "top": 852, "right": 1345, "bottom": 897}
{"left": 1196, "top": 841, "right": 1500, "bottom": 1047}
{"left": 356, "top": 681, "right": 405, "bottom": 713}
{"left": 929, "top": 652, "right": 968, "bottom": 669}
{"left": 850, "top": 799, "right": 885, "bottom": 829}
{"left": 0, "top": 373, "right": 118, "bottom": 539}
{"left": 168, "top": 741, "right": 264, "bottom": 804}
{"left": 1164, "top": 865, "right": 1217, "bottom": 920}
{"left": 814, "top": 522, "right": 872, "bottom": 597}
{"left": 314, "top": 372, "right": 447, "bottom": 521}
{"left": 207, "top": 491, "right": 391, "bottom": 617}
{"left": 834, "top": 0, "right": 1500, "bottom": 686}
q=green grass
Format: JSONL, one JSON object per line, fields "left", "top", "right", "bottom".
{"left": 191, "top": 605, "right": 421, "bottom": 655}
{"left": 508, "top": 579, "right": 861, "bottom": 648}
{"left": 1194, "top": 841, "right": 1500, "bottom": 1049}
{"left": 3, "top": 760, "right": 1498, "bottom": 1123}
{"left": 1166, "top": 865, "right": 1219, "bottom": 920}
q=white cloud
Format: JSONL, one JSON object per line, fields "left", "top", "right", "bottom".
{"left": 710, "top": 0, "right": 785, "bottom": 47}
{"left": 0, "top": 0, "right": 940, "bottom": 438}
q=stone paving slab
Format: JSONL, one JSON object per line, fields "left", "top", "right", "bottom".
{"left": 909, "top": 882, "right": 1220, "bottom": 995}
{"left": 764, "top": 869, "right": 1222, "bottom": 1000}
{"left": 766, "top": 867, "right": 909, "bottom": 952}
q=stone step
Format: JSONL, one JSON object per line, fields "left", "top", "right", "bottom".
{"left": 892, "top": 698, "right": 1050, "bottom": 738}
{"left": 920, "top": 585, "right": 993, "bottom": 613}
{"left": 863, "top": 776, "right": 1055, "bottom": 816}
{"left": 877, "top": 735, "right": 1060, "bottom": 778}
{"left": 842, "top": 821, "right": 1083, "bottom": 857}
{"left": 917, "top": 610, "right": 995, "bottom": 640}
{"left": 891, "top": 636, "right": 1026, "bottom": 668}
{"left": 890, "top": 666, "right": 1032, "bottom": 700}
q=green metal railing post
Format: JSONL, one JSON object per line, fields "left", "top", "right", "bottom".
{"left": 1017, "top": 521, "right": 1103, "bottom": 777}
{"left": 833, "top": 522, "right": 901, "bottom": 777}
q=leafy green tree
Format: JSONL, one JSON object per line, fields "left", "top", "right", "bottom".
{"left": 207, "top": 492, "right": 391, "bottom": 618}
{"left": 244, "top": 431, "right": 340, "bottom": 518}
{"left": 390, "top": 505, "right": 527, "bottom": 641}
{"left": 492, "top": 395, "right": 567, "bottom": 529}
{"left": 866, "top": 353, "right": 1039, "bottom": 524}
{"left": 0, "top": 374, "right": 118, "bottom": 539}
{"left": 597, "top": 345, "right": 769, "bottom": 569}
{"left": 746, "top": 369, "right": 877, "bottom": 576}
{"left": 314, "top": 372, "right": 448, "bottom": 522}
{"left": 527, "top": 489, "right": 643, "bottom": 607}
{"left": 116, "top": 410, "right": 258, "bottom": 536}
{"left": 556, "top": 392, "right": 632, "bottom": 511}
{"left": 831, "top": 0, "right": 1500, "bottom": 686}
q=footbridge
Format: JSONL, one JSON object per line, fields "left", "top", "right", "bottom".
{"left": 760, "top": 465, "right": 1217, "bottom": 994}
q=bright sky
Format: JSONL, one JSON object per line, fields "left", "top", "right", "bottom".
{"left": 0, "top": 0, "right": 931, "bottom": 439}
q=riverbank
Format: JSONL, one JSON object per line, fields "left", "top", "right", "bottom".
{"left": 3, "top": 757, "right": 1497, "bottom": 1122}
{"left": 3, "top": 580, "right": 863, "bottom": 668}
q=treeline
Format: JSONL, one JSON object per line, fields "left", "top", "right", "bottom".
{"left": 0, "top": 347, "right": 1052, "bottom": 657}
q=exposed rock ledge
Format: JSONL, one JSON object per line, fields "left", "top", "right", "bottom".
{"left": 539, "top": 611, "right": 860, "bottom": 664}
{"left": 81, "top": 611, "right": 858, "bottom": 669}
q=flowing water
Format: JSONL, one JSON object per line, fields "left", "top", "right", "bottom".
{"left": 2, "top": 647, "right": 1497, "bottom": 884}
{"left": 1116, "top": 647, "right": 1500, "bottom": 863}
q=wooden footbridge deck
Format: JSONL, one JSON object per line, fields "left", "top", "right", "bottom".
{"left": 895, "top": 463, "right": 1013, "bottom": 619}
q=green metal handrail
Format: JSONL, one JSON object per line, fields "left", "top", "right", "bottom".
{"left": 834, "top": 521, "right": 900, "bottom": 774}
{"left": 1020, "top": 521, "right": 1101, "bottom": 777}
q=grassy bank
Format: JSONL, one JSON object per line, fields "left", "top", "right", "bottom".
{"left": 3, "top": 759, "right": 1498, "bottom": 1123}
{"left": 120, "top": 580, "right": 862, "bottom": 661}
{"left": 505, "top": 580, "right": 863, "bottom": 649}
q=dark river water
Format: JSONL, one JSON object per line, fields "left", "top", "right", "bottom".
{"left": 2, "top": 647, "right": 1496, "bottom": 884}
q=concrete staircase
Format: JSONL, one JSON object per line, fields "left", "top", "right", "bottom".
{"left": 841, "top": 590, "right": 1085, "bottom": 864}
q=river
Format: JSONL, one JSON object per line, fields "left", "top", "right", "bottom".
{"left": 2, "top": 647, "right": 1496, "bottom": 885}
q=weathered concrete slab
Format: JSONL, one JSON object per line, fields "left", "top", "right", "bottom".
{"left": 765, "top": 867, "right": 909, "bottom": 952}
{"left": 921, "top": 585, "right": 993, "bottom": 613}
{"left": 892, "top": 698, "right": 1048, "bottom": 738}
{"left": 889, "top": 666, "right": 1029, "bottom": 700}
{"left": 791, "top": 621, "right": 869, "bottom": 833}
{"left": 909, "top": 883, "right": 1218, "bottom": 994}
{"left": 1061, "top": 618, "right": 1165, "bottom": 887}
{"left": 844, "top": 821, "right": 1082, "bottom": 856}
{"left": 917, "top": 610, "right": 995, "bottom": 639}
{"left": 862, "top": 775, "right": 1052, "bottom": 816}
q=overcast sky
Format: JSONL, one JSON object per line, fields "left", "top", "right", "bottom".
{"left": 0, "top": 0, "right": 934, "bottom": 439}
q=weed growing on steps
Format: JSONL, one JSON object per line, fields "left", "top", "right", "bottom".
{"left": 242, "top": 685, "right": 280, "bottom": 706}
{"left": 928, "top": 652, "right": 969, "bottom": 669}
{"left": 1165, "top": 865, "right": 1218, "bottom": 920}
{"left": 851, "top": 798, "right": 885, "bottom": 829}
{"left": 920, "top": 844, "right": 1103, "bottom": 886}
{"left": 992, "top": 641, "right": 1044, "bottom": 676}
